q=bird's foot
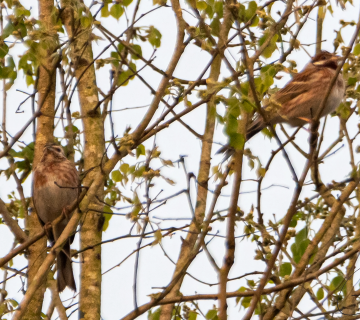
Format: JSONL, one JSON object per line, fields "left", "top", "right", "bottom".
{"left": 61, "top": 206, "right": 71, "bottom": 220}
{"left": 43, "top": 222, "right": 52, "bottom": 238}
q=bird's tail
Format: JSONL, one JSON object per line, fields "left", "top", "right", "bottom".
{"left": 57, "top": 240, "right": 76, "bottom": 292}
{"left": 246, "top": 117, "right": 266, "bottom": 140}
{"left": 216, "top": 144, "right": 235, "bottom": 161}
{"left": 216, "top": 118, "right": 267, "bottom": 161}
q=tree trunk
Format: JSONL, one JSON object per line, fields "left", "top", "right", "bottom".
{"left": 24, "top": 0, "right": 58, "bottom": 318}
{"left": 159, "top": 2, "right": 233, "bottom": 319}
{"left": 60, "top": 1, "right": 105, "bottom": 319}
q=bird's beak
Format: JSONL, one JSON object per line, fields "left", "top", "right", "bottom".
{"left": 43, "top": 144, "right": 53, "bottom": 154}
{"left": 313, "top": 55, "right": 344, "bottom": 67}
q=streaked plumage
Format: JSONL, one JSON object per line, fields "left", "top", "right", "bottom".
{"left": 32, "top": 144, "right": 79, "bottom": 292}
{"left": 218, "top": 51, "right": 345, "bottom": 156}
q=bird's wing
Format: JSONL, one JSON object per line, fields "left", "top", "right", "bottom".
{"left": 274, "top": 67, "right": 331, "bottom": 117}
{"left": 33, "top": 168, "right": 56, "bottom": 243}
{"left": 274, "top": 67, "right": 324, "bottom": 105}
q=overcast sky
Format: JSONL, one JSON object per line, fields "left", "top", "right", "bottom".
{"left": 1, "top": 0, "right": 360, "bottom": 319}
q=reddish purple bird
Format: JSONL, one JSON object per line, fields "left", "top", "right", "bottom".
{"left": 32, "top": 143, "right": 79, "bottom": 291}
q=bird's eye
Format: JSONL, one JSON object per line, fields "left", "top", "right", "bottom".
{"left": 55, "top": 147, "right": 62, "bottom": 152}
{"left": 321, "top": 56, "right": 327, "bottom": 60}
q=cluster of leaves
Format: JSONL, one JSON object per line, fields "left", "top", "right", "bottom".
{"left": 148, "top": 305, "right": 198, "bottom": 320}
{"left": 2, "top": 142, "right": 34, "bottom": 181}
{"left": 100, "top": 0, "right": 134, "bottom": 20}
{"left": 0, "top": 297, "right": 19, "bottom": 318}
{"left": 103, "top": 144, "right": 175, "bottom": 231}
{"left": 96, "top": 24, "right": 162, "bottom": 87}
{"left": 217, "top": 61, "right": 284, "bottom": 151}
{"left": 1, "top": 1, "right": 44, "bottom": 88}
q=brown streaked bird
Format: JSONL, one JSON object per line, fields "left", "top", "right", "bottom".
{"left": 218, "top": 51, "right": 345, "bottom": 156}
{"left": 32, "top": 143, "right": 79, "bottom": 292}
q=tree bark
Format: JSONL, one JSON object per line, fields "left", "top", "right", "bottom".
{"left": 159, "top": 2, "right": 233, "bottom": 319}
{"left": 60, "top": 1, "right": 105, "bottom": 319}
{"left": 24, "top": 0, "right": 58, "bottom": 318}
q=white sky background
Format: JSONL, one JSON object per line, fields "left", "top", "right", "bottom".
{"left": 1, "top": 0, "right": 360, "bottom": 319}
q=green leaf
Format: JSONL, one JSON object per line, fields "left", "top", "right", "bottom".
{"left": 196, "top": 1, "right": 207, "bottom": 10}
{"left": 110, "top": 4, "right": 124, "bottom": 20}
{"left": 206, "top": 309, "right": 218, "bottom": 320}
{"left": 130, "top": 44, "right": 142, "bottom": 60}
{"left": 241, "top": 296, "right": 252, "bottom": 309}
{"left": 238, "top": 286, "right": 247, "bottom": 293}
{"left": 227, "top": 97, "right": 241, "bottom": 117}
{"left": 151, "top": 229, "right": 162, "bottom": 246}
{"left": 2, "top": 22, "right": 15, "bottom": 39}
{"left": 120, "top": 163, "right": 130, "bottom": 173}
{"left": 189, "top": 311, "right": 197, "bottom": 320}
{"left": 8, "top": 142, "right": 34, "bottom": 164}
{"left": 80, "top": 16, "right": 92, "bottom": 28}
{"left": 329, "top": 275, "right": 344, "bottom": 292}
{"left": 316, "top": 287, "right": 324, "bottom": 300}
{"left": 291, "top": 227, "right": 311, "bottom": 263}
{"left": 214, "top": 1, "right": 223, "bottom": 17}
{"left": 0, "top": 43, "right": 9, "bottom": 59}
{"left": 353, "top": 43, "right": 360, "bottom": 55}
{"left": 289, "top": 215, "right": 298, "bottom": 227}
{"left": 261, "top": 127, "right": 273, "bottom": 139}
{"left": 110, "top": 51, "right": 120, "bottom": 68}
{"left": 8, "top": 299, "right": 18, "bottom": 308}
{"left": 117, "top": 69, "right": 134, "bottom": 86}
{"left": 147, "top": 26, "right": 162, "bottom": 48}
{"left": 279, "top": 262, "right": 292, "bottom": 277}
{"left": 210, "top": 16, "right": 220, "bottom": 37}
{"left": 64, "top": 125, "right": 79, "bottom": 133}
{"left": 291, "top": 238, "right": 310, "bottom": 264}
{"left": 133, "top": 165, "right": 146, "bottom": 178}
{"left": 259, "top": 33, "right": 279, "bottom": 59}
{"left": 0, "top": 303, "right": 7, "bottom": 314}
{"left": 238, "top": 4, "right": 246, "bottom": 21}
{"left": 229, "top": 133, "right": 244, "bottom": 150}
{"left": 131, "top": 204, "right": 141, "bottom": 218}
{"left": 225, "top": 114, "right": 238, "bottom": 135}
{"left": 247, "top": 279, "right": 255, "bottom": 287}
{"left": 251, "top": 16, "right": 259, "bottom": 27}
{"left": 14, "top": 6, "right": 31, "bottom": 16}
{"left": 17, "top": 21, "right": 28, "bottom": 37}
{"left": 257, "top": 167, "right": 266, "bottom": 177}
{"left": 245, "top": 1, "right": 257, "bottom": 20}
{"left": 148, "top": 307, "right": 161, "bottom": 320}
{"left": 347, "top": 77, "right": 357, "bottom": 86}
{"left": 242, "top": 100, "right": 254, "bottom": 113}
{"left": 123, "top": 0, "right": 133, "bottom": 6}
{"left": 8, "top": 70, "right": 17, "bottom": 81}
{"left": 327, "top": 4, "right": 333, "bottom": 15}
{"left": 101, "top": 4, "right": 110, "bottom": 17}
{"left": 26, "top": 75, "right": 34, "bottom": 86}
{"left": 236, "top": 287, "right": 246, "bottom": 304}
{"left": 111, "top": 170, "right": 123, "bottom": 182}
{"left": 295, "top": 227, "right": 308, "bottom": 244}
{"left": 136, "top": 144, "right": 145, "bottom": 158}
{"left": 102, "top": 206, "right": 113, "bottom": 231}
{"left": 337, "top": 101, "right": 352, "bottom": 119}
{"left": 205, "top": 3, "right": 214, "bottom": 19}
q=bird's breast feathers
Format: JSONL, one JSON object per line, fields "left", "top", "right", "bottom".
{"left": 34, "top": 161, "right": 78, "bottom": 190}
